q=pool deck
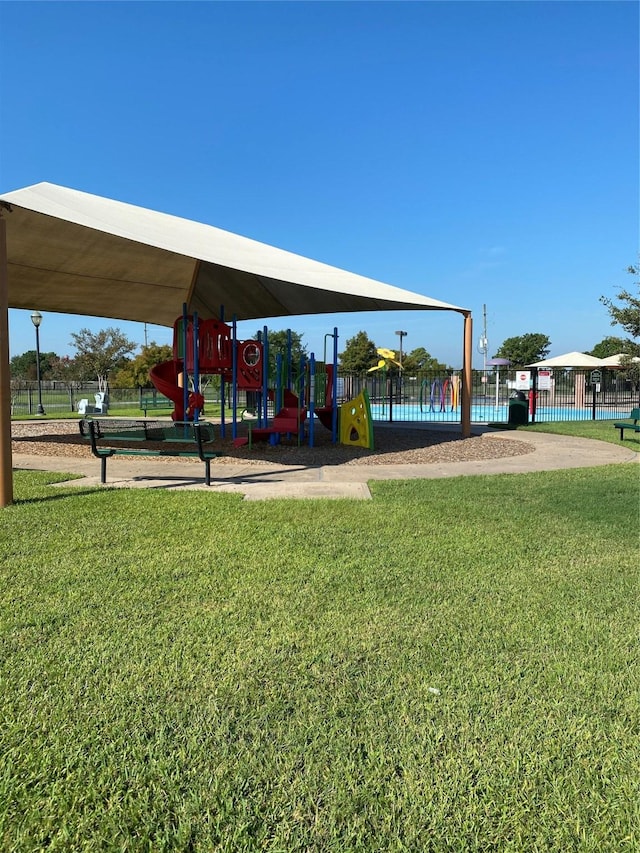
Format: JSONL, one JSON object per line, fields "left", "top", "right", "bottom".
{"left": 13, "top": 425, "right": 638, "bottom": 501}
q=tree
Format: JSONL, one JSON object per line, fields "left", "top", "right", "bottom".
{"left": 10, "top": 350, "right": 58, "bottom": 380}
{"left": 600, "top": 265, "right": 640, "bottom": 341}
{"left": 112, "top": 342, "right": 173, "bottom": 388}
{"left": 339, "top": 331, "right": 378, "bottom": 373}
{"left": 588, "top": 336, "right": 630, "bottom": 359}
{"left": 49, "top": 356, "right": 84, "bottom": 388}
{"left": 402, "top": 347, "right": 448, "bottom": 373}
{"left": 69, "top": 327, "right": 137, "bottom": 391}
{"left": 493, "top": 333, "right": 551, "bottom": 367}
{"left": 255, "top": 329, "right": 308, "bottom": 366}
{"left": 253, "top": 330, "right": 308, "bottom": 389}
{"left": 600, "top": 265, "right": 640, "bottom": 384}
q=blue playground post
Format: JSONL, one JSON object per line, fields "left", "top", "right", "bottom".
{"left": 286, "top": 328, "right": 292, "bottom": 393}
{"left": 192, "top": 311, "right": 200, "bottom": 424}
{"left": 324, "top": 327, "right": 339, "bottom": 443}
{"left": 331, "top": 327, "right": 339, "bottom": 443}
{"left": 309, "top": 353, "right": 316, "bottom": 448}
{"left": 298, "top": 353, "right": 306, "bottom": 412}
{"left": 180, "top": 303, "right": 190, "bottom": 433}
{"left": 261, "top": 326, "right": 269, "bottom": 426}
{"left": 275, "top": 353, "right": 283, "bottom": 413}
{"left": 231, "top": 316, "right": 238, "bottom": 440}
{"left": 219, "top": 305, "right": 226, "bottom": 437}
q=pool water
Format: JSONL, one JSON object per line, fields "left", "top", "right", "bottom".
{"left": 367, "top": 402, "right": 627, "bottom": 424}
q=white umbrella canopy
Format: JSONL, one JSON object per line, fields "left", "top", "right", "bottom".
{"left": 486, "top": 358, "right": 511, "bottom": 408}
{"left": 527, "top": 351, "right": 606, "bottom": 368}
{"left": 0, "top": 182, "right": 467, "bottom": 325}
{"left": 598, "top": 353, "right": 640, "bottom": 367}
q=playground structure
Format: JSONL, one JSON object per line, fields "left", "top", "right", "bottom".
{"left": 339, "top": 390, "right": 374, "bottom": 449}
{"left": 149, "top": 312, "right": 263, "bottom": 424}
{"left": 149, "top": 307, "right": 374, "bottom": 450}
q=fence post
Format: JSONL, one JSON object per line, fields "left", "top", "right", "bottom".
{"left": 530, "top": 369, "right": 538, "bottom": 424}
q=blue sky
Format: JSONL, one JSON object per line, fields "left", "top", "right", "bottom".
{"left": 1, "top": 1, "right": 637, "bottom": 368}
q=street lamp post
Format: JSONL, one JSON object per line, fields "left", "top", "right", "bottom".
{"left": 395, "top": 330, "right": 407, "bottom": 404}
{"left": 30, "top": 311, "right": 45, "bottom": 416}
{"left": 394, "top": 330, "right": 407, "bottom": 369}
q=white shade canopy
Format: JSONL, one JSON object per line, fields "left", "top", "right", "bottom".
{"left": 598, "top": 352, "right": 640, "bottom": 367}
{"left": 0, "top": 182, "right": 467, "bottom": 327}
{"left": 0, "top": 181, "right": 475, "bottom": 505}
{"left": 527, "top": 351, "right": 606, "bottom": 368}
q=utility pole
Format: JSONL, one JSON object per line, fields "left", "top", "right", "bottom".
{"left": 478, "top": 304, "right": 488, "bottom": 396}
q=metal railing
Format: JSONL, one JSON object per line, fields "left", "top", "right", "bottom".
{"left": 336, "top": 369, "right": 639, "bottom": 424}
{"left": 9, "top": 383, "right": 153, "bottom": 417}
{"left": 10, "top": 370, "right": 639, "bottom": 424}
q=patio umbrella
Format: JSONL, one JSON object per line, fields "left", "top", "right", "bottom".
{"left": 486, "top": 358, "right": 511, "bottom": 408}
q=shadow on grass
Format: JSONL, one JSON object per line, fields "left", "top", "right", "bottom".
{"left": 11, "top": 469, "right": 104, "bottom": 505}
{"left": 14, "top": 487, "right": 106, "bottom": 506}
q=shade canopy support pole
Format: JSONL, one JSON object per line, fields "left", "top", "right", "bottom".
{"left": 461, "top": 310, "right": 472, "bottom": 438}
{"left": 0, "top": 212, "right": 13, "bottom": 506}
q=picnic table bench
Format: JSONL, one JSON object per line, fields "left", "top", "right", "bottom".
{"left": 613, "top": 408, "right": 640, "bottom": 440}
{"left": 79, "top": 418, "right": 220, "bottom": 485}
{"left": 140, "top": 395, "right": 174, "bottom": 416}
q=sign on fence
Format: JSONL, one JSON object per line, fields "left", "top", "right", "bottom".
{"left": 538, "top": 369, "right": 552, "bottom": 390}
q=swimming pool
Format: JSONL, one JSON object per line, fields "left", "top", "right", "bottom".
{"left": 367, "top": 401, "right": 629, "bottom": 424}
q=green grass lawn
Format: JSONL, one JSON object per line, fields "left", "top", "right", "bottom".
{"left": 12, "top": 403, "right": 224, "bottom": 421}
{"left": 0, "top": 464, "right": 638, "bottom": 852}
{"left": 521, "top": 417, "right": 640, "bottom": 448}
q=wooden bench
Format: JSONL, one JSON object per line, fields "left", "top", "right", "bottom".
{"left": 613, "top": 408, "right": 640, "bottom": 440}
{"left": 140, "top": 395, "right": 173, "bottom": 416}
{"left": 79, "top": 418, "right": 220, "bottom": 485}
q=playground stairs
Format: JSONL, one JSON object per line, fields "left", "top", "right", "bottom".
{"left": 233, "top": 406, "right": 307, "bottom": 447}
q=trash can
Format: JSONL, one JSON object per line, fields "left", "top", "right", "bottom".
{"left": 508, "top": 398, "right": 529, "bottom": 426}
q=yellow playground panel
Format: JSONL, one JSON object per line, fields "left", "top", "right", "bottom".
{"left": 339, "top": 390, "right": 374, "bottom": 450}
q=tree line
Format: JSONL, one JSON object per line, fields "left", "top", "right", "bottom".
{"left": 10, "top": 328, "right": 172, "bottom": 390}
{"left": 10, "top": 266, "right": 640, "bottom": 385}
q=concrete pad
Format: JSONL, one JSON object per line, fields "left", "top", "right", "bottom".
{"left": 46, "top": 469, "right": 372, "bottom": 499}
{"left": 236, "top": 482, "right": 371, "bottom": 501}
{"left": 12, "top": 429, "right": 638, "bottom": 501}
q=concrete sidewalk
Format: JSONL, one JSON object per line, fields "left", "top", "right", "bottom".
{"left": 13, "top": 429, "right": 638, "bottom": 500}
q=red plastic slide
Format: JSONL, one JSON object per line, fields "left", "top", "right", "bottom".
{"left": 149, "top": 360, "right": 188, "bottom": 421}
{"left": 315, "top": 407, "right": 334, "bottom": 430}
